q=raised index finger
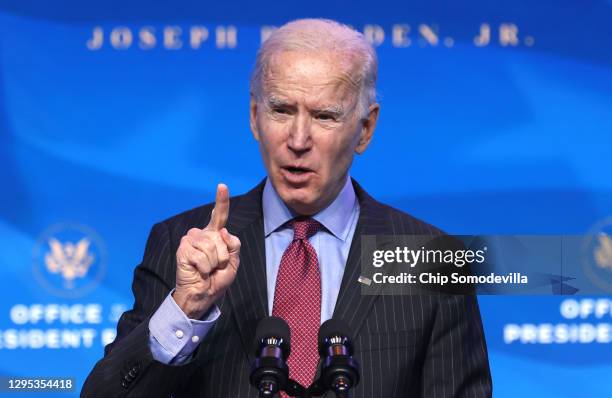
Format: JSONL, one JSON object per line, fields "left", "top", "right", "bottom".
{"left": 207, "top": 183, "right": 230, "bottom": 231}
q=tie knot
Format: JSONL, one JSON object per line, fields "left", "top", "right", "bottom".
{"left": 291, "top": 218, "right": 320, "bottom": 241}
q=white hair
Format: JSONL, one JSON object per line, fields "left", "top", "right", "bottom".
{"left": 250, "top": 18, "right": 378, "bottom": 117}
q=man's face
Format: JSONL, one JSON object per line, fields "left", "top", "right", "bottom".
{"left": 250, "top": 50, "right": 379, "bottom": 215}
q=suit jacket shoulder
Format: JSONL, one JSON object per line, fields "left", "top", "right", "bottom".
{"left": 350, "top": 179, "right": 445, "bottom": 236}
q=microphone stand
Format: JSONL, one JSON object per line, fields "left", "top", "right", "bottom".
{"left": 307, "top": 378, "right": 352, "bottom": 398}
{"left": 283, "top": 379, "right": 309, "bottom": 398}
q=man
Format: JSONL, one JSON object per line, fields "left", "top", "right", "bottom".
{"left": 82, "top": 19, "right": 492, "bottom": 397}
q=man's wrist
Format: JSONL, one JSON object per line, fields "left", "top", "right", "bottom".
{"left": 149, "top": 291, "right": 221, "bottom": 365}
{"left": 172, "top": 288, "right": 213, "bottom": 320}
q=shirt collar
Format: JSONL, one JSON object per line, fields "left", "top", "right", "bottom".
{"left": 262, "top": 176, "right": 357, "bottom": 242}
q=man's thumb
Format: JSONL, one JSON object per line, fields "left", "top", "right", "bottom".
{"left": 220, "top": 228, "right": 241, "bottom": 254}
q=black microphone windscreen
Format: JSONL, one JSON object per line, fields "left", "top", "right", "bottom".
{"left": 318, "top": 318, "right": 351, "bottom": 349}
{"left": 253, "top": 316, "right": 291, "bottom": 355}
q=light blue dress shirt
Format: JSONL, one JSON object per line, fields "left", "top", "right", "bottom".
{"left": 148, "top": 177, "right": 360, "bottom": 364}
{"left": 262, "top": 176, "right": 359, "bottom": 323}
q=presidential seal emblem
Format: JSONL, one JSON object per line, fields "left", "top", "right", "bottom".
{"left": 594, "top": 234, "right": 612, "bottom": 271}
{"left": 33, "top": 223, "right": 107, "bottom": 298}
{"left": 582, "top": 217, "right": 612, "bottom": 293}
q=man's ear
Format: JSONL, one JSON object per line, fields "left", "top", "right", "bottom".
{"left": 355, "top": 103, "right": 380, "bottom": 154}
{"left": 249, "top": 96, "right": 260, "bottom": 141}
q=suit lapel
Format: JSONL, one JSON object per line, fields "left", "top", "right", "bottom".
{"left": 333, "top": 179, "right": 388, "bottom": 338}
{"left": 225, "top": 180, "right": 269, "bottom": 362}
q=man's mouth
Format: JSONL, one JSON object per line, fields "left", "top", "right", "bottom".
{"left": 284, "top": 166, "right": 312, "bottom": 175}
{"left": 280, "top": 165, "right": 314, "bottom": 184}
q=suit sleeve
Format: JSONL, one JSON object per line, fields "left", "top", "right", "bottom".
{"left": 81, "top": 222, "right": 201, "bottom": 397}
{"left": 420, "top": 295, "right": 493, "bottom": 398}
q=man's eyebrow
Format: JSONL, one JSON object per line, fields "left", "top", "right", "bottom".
{"left": 266, "top": 96, "right": 346, "bottom": 117}
{"left": 315, "top": 104, "right": 345, "bottom": 116}
{"left": 266, "top": 96, "right": 293, "bottom": 107}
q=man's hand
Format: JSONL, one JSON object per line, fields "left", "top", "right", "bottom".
{"left": 173, "top": 184, "right": 241, "bottom": 319}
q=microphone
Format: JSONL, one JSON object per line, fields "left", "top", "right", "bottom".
{"left": 250, "top": 316, "right": 291, "bottom": 397}
{"left": 316, "top": 319, "right": 360, "bottom": 398}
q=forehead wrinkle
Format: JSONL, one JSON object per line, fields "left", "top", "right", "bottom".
{"left": 260, "top": 57, "right": 361, "bottom": 117}
{"left": 264, "top": 54, "right": 359, "bottom": 90}
{"left": 334, "top": 67, "right": 361, "bottom": 91}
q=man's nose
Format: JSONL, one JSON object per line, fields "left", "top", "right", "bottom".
{"left": 287, "top": 113, "right": 312, "bottom": 153}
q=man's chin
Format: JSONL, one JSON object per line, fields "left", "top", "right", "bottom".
{"left": 277, "top": 189, "right": 319, "bottom": 216}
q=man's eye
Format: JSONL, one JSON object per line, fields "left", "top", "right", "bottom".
{"left": 316, "top": 113, "right": 335, "bottom": 121}
{"left": 273, "top": 108, "right": 290, "bottom": 115}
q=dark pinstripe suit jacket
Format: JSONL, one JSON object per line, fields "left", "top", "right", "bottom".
{"left": 82, "top": 179, "right": 492, "bottom": 397}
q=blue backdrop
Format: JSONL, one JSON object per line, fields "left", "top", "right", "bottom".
{"left": 1, "top": 0, "right": 611, "bottom": 396}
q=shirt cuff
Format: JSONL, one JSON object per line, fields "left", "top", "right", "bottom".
{"left": 148, "top": 290, "right": 220, "bottom": 365}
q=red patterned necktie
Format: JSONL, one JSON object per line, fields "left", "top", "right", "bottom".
{"left": 272, "top": 217, "right": 321, "bottom": 393}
